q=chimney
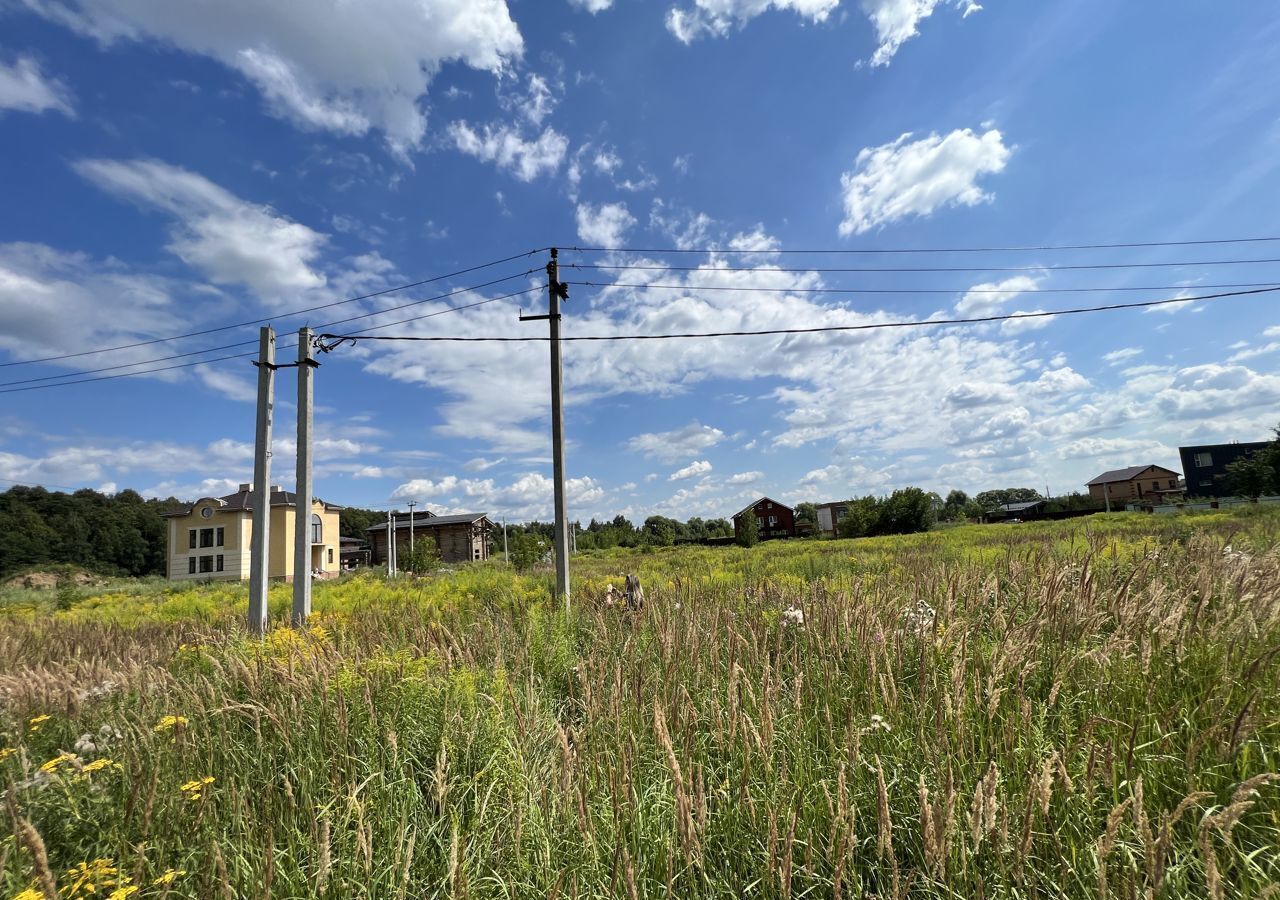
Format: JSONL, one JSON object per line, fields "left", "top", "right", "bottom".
{"left": 239, "top": 483, "right": 252, "bottom": 493}
{"left": 271, "top": 484, "right": 283, "bottom": 493}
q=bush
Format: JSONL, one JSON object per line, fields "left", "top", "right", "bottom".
{"left": 735, "top": 513, "right": 758, "bottom": 548}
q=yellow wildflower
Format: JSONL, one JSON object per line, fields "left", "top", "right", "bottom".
{"left": 11, "top": 889, "right": 44, "bottom": 900}
{"left": 179, "top": 775, "right": 215, "bottom": 801}
{"left": 107, "top": 887, "right": 139, "bottom": 900}
{"left": 64, "top": 858, "right": 118, "bottom": 896}
{"left": 28, "top": 714, "right": 51, "bottom": 732}
{"left": 151, "top": 869, "right": 186, "bottom": 887}
{"left": 154, "top": 715, "right": 190, "bottom": 733}
{"left": 80, "top": 758, "right": 121, "bottom": 776}
{"left": 40, "top": 752, "right": 77, "bottom": 774}
{"left": 0, "top": 747, "right": 16, "bottom": 762}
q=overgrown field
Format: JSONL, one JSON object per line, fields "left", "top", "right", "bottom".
{"left": 2, "top": 510, "right": 1279, "bottom": 898}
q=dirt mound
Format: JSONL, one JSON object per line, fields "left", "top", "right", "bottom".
{"left": 5, "top": 571, "right": 103, "bottom": 589}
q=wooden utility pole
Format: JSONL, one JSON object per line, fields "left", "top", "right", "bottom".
{"left": 291, "top": 327, "right": 318, "bottom": 626}
{"left": 522, "top": 249, "right": 570, "bottom": 607}
{"left": 248, "top": 326, "right": 276, "bottom": 636}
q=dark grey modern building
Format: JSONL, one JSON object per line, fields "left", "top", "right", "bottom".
{"left": 1178, "top": 442, "right": 1269, "bottom": 498}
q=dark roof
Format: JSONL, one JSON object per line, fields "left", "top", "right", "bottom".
{"left": 1086, "top": 464, "right": 1180, "bottom": 486}
{"left": 733, "top": 496, "right": 793, "bottom": 519}
{"left": 367, "top": 512, "right": 490, "bottom": 532}
{"left": 339, "top": 536, "right": 366, "bottom": 545}
{"left": 161, "top": 487, "right": 343, "bottom": 517}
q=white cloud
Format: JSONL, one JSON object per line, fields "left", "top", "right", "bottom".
{"left": 1102, "top": 347, "right": 1143, "bottom": 364}
{"left": 665, "top": 0, "right": 839, "bottom": 43}
{"left": 73, "top": 158, "right": 327, "bottom": 302}
{"left": 860, "top": 0, "right": 979, "bottom": 67}
{"left": 626, "top": 421, "right": 725, "bottom": 462}
{"left": 27, "top": 0, "right": 523, "bottom": 155}
{"left": 726, "top": 471, "right": 764, "bottom": 485}
{"left": 0, "top": 56, "right": 75, "bottom": 116}
{"left": 575, "top": 201, "right": 636, "bottom": 246}
{"left": 464, "top": 456, "right": 506, "bottom": 471}
{"left": 570, "top": 0, "right": 614, "bottom": 10}
{"left": 390, "top": 471, "right": 604, "bottom": 519}
{"left": 669, "top": 460, "right": 712, "bottom": 481}
{"left": 448, "top": 121, "right": 569, "bottom": 180}
{"left": 954, "top": 275, "right": 1039, "bottom": 318}
{"left": 838, "top": 128, "right": 1011, "bottom": 235}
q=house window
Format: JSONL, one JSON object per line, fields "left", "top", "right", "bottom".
{"left": 188, "top": 557, "right": 196, "bottom": 575}
{"left": 1194, "top": 452, "right": 1213, "bottom": 467}
{"left": 769, "top": 515, "right": 778, "bottom": 526}
{"left": 199, "top": 528, "right": 215, "bottom": 548}
{"left": 215, "top": 555, "right": 224, "bottom": 572}
{"left": 756, "top": 517, "right": 764, "bottom": 528}
{"left": 188, "top": 529, "right": 197, "bottom": 549}
{"left": 199, "top": 555, "right": 214, "bottom": 574}
{"left": 1169, "top": 480, "right": 1177, "bottom": 489}
{"left": 216, "top": 526, "right": 224, "bottom": 546}
{"left": 327, "top": 548, "right": 334, "bottom": 565}
{"left": 311, "top": 514, "right": 323, "bottom": 544}
{"left": 767, "top": 502, "right": 773, "bottom": 509}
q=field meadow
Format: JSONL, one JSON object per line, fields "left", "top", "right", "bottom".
{"left": 1, "top": 509, "right": 1278, "bottom": 898}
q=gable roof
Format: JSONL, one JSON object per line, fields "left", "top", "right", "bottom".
{"left": 997, "top": 500, "right": 1045, "bottom": 513}
{"left": 161, "top": 486, "right": 343, "bottom": 517}
{"left": 367, "top": 512, "right": 490, "bottom": 532}
{"left": 1086, "top": 464, "right": 1180, "bottom": 486}
{"left": 733, "top": 496, "right": 793, "bottom": 519}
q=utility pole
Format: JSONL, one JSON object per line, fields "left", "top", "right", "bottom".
{"left": 408, "top": 500, "right": 416, "bottom": 557}
{"left": 1104, "top": 482, "right": 1112, "bottom": 513}
{"left": 248, "top": 326, "right": 276, "bottom": 636}
{"left": 291, "top": 328, "right": 318, "bottom": 627}
{"left": 503, "top": 517, "right": 509, "bottom": 565}
{"left": 521, "top": 248, "right": 570, "bottom": 608}
{"left": 386, "top": 509, "right": 396, "bottom": 577}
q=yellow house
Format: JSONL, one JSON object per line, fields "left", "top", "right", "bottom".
{"left": 161, "top": 484, "right": 342, "bottom": 582}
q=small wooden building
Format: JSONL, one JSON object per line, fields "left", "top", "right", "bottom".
{"left": 733, "top": 497, "right": 796, "bottom": 542}
{"left": 367, "top": 511, "right": 492, "bottom": 565}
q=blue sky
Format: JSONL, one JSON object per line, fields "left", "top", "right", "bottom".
{"left": 1, "top": 0, "right": 1278, "bottom": 522}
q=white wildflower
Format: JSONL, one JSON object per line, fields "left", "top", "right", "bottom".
{"left": 782, "top": 605, "right": 805, "bottom": 627}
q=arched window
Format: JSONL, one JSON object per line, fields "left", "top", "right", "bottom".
{"left": 311, "top": 514, "right": 323, "bottom": 543}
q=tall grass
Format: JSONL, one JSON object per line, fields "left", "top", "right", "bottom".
{"left": 1, "top": 510, "right": 1278, "bottom": 898}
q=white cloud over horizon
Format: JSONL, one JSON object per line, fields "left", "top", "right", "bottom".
{"left": 0, "top": 56, "right": 75, "bottom": 116}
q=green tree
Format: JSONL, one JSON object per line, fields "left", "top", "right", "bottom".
{"left": 877, "top": 488, "right": 936, "bottom": 535}
{"left": 974, "top": 487, "right": 1042, "bottom": 510}
{"left": 1223, "top": 426, "right": 1280, "bottom": 497}
{"left": 836, "top": 496, "right": 881, "bottom": 538}
{"left": 942, "top": 490, "right": 970, "bottom": 521}
{"left": 735, "top": 512, "right": 759, "bottom": 548}
{"left": 400, "top": 538, "right": 443, "bottom": 574}
{"left": 509, "top": 532, "right": 547, "bottom": 572}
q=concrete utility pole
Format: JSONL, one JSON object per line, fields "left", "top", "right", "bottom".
{"left": 291, "top": 328, "right": 318, "bottom": 627}
{"left": 386, "top": 509, "right": 396, "bottom": 578}
{"left": 521, "top": 248, "right": 571, "bottom": 608}
{"left": 503, "top": 517, "right": 508, "bottom": 564}
{"left": 1104, "top": 482, "right": 1112, "bottom": 513}
{"left": 248, "top": 326, "right": 276, "bottom": 636}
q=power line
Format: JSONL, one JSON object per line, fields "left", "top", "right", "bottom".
{"left": 565, "top": 280, "right": 1280, "bottom": 296}
{"left": 566, "top": 258, "right": 1280, "bottom": 275}
{"left": 0, "top": 283, "right": 545, "bottom": 394}
{"left": 563, "top": 236, "right": 1280, "bottom": 255}
{"left": 315, "top": 284, "right": 1279, "bottom": 348}
{"left": 0, "top": 248, "right": 546, "bottom": 369}
{"left": 0, "top": 271, "right": 538, "bottom": 388}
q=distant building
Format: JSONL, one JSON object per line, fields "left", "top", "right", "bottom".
{"left": 368, "top": 511, "right": 492, "bottom": 565}
{"left": 161, "top": 484, "right": 342, "bottom": 582}
{"left": 989, "top": 499, "right": 1046, "bottom": 520}
{"left": 1179, "top": 441, "right": 1270, "bottom": 498}
{"left": 1086, "top": 465, "right": 1181, "bottom": 505}
{"left": 733, "top": 497, "right": 796, "bottom": 542}
{"left": 815, "top": 501, "right": 849, "bottom": 536}
{"left": 338, "top": 536, "right": 370, "bottom": 569}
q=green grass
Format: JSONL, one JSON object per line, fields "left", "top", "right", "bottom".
{"left": 1, "top": 510, "right": 1278, "bottom": 898}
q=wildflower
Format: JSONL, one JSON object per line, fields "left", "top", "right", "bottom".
{"left": 154, "top": 715, "right": 189, "bottom": 734}
{"left": 28, "top": 714, "right": 51, "bottom": 732}
{"left": 64, "top": 858, "right": 119, "bottom": 896}
{"left": 0, "top": 747, "right": 16, "bottom": 763}
{"left": 782, "top": 605, "right": 804, "bottom": 627}
{"left": 151, "top": 869, "right": 187, "bottom": 887}
{"left": 79, "top": 758, "right": 121, "bottom": 777}
{"left": 39, "top": 752, "right": 78, "bottom": 774}
{"left": 11, "top": 889, "right": 44, "bottom": 900}
{"left": 107, "top": 887, "right": 138, "bottom": 900}
{"left": 866, "top": 714, "right": 892, "bottom": 733}
{"left": 180, "top": 775, "right": 215, "bottom": 801}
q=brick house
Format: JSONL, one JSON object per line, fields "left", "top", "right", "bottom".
{"left": 1086, "top": 465, "right": 1181, "bottom": 505}
{"left": 161, "top": 484, "right": 342, "bottom": 582}
{"left": 368, "top": 511, "right": 492, "bottom": 565}
{"left": 815, "top": 501, "right": 848, "bottom": 536}
{"left": 733, "top": 497, "right": 796, "bottom": 542}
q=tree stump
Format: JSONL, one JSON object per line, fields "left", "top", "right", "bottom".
{"left": 624, "top": 574, "right": 644, "bottom": 611}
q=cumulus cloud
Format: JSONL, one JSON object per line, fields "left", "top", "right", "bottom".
{"left": 0, "top": 56, "right": 75, "bottom": 116}
{"left": 861, "top": 0, "right": 979, "bottom": 67}
{"left": 569, "top": 0, "right": 615, "bottom": 13}
{"left": 838, "top": 128, "right": 1011, "bottom": 235}
{"left": 726, "top": 470, "right": 764, "bottom": 485}
{"left": 1102, "top": 347, "right": 1142, "bottom": 364}
{"left": 666, "top": 0, "right": 839, "bottom": 43}
{"left": 954, "top": 275, "right": 1039, "bottom": 318}
{"left": 626, "top": 421, "right": 725, "bottom": 462}
{"left": 391, "top": 471, "right": 605, "bottom": 518}
{"left": 26, "top": 0, "right": 523, "bottom": 155}
{"left": 575, "top": 201, "right": 637, "bottom": 246}
{"left": 669, "top": 460, "right": 712, "bottom": 481}
{"left": 448, "top": 121, "right": 569, "bottom": 180}
{"left": 73, "top": 158, "right": 327, "bottom": 302}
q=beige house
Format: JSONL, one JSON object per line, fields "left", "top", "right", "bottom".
{"left": 1086, "top": 465, "right": 1181, "bottom": 504}
{"left": 161, "top": 484, "right": 342, "bottom": 582}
